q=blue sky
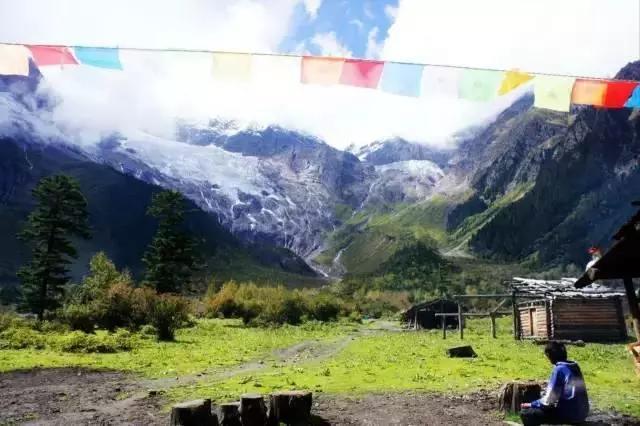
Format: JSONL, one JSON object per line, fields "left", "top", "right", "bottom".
{"left": 280, "top": 0, "right": 398, "bottom": 58}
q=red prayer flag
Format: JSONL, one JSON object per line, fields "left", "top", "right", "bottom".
{"left": 603, "top": 80, "right": 638, "bottom": 108}
{"left": 27, "top": 45, "right": 78, "bottom": 66}
{"left": 339, "top": 59, "right": 384, "bottom": 88}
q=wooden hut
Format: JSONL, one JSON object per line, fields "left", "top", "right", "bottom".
{"left": 575, "top": 201, "right": 640, "bottom": 341}
{"left": 402, "top": 299, "right": 459, "bottom": 329}
{"left": 511, "top": 277, "right": 627, "bottom": 342}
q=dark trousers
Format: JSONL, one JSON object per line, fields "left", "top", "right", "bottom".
{"left": 520, "top": 407, "right": 581, "bottom": 426}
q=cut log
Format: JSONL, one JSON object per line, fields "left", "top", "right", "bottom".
{"left": 446, "top": 345, "right": 477, "bottom": 358}
{"left": 240, "top": 393, "right": 267, "bottom": 426}
{"left": 170, "top": 399, "right": 217, "bottom": 426}
{"left": 268, "top": 391, "right": 312, "bottom": 425}
{"left": 497, "top": 382, "right": 542, "bottom": 412}
{"left": 220, "top": 402, "right": 241, "bottom": 426}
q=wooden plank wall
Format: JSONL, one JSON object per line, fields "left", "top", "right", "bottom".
{"left": 518, "top": 301, "right": 549, "bottom": 338}
{"left": 552, "top": 297, "right": 627, "bottom": 341}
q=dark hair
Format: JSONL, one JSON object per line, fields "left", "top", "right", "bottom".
{"left": 544, "top": 341, "right": 568, "bottom": 364}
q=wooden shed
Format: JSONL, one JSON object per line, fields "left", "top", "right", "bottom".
{"left": 402, "top": 299, "right": 459, "bottom": 329}
{"left": 511, "top": 277, "right": 627, "bottom": 342}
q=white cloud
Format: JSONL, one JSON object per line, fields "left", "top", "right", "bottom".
{"left": 349, "top": 18, "right": 364, "bottom": 31}
{"left": 365, "top": 27, "right": 382, "bottom": 59}
{"left": 303, "top": 0, "right": 322, "bottom": 20}
{"left": 381, "top": 0, "right": 639, "bottom": 77}
{"left": 384, "top": 5, "right": 398, "bottom": 20}
{"left": 310, "top": 32, "right": 353, "bottom": 57}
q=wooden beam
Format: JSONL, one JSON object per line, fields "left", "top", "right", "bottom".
{"left": 512, "top": 291, "right": 520, "bottom": 340}
{"left": 491, "top": 298, "right": 509, "bottom": 314}
{"left": 623, "top": 277, "right": 640, "bottom": 340}
{"left": 458, "top": 303, "right": 464, "bottom": 340}
{"left": 490, "top": 313, "right": 496, "bottom": 339}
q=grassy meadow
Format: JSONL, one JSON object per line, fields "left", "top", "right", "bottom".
{"left": 0, "top": 317, "right": 638, "bottom": 417}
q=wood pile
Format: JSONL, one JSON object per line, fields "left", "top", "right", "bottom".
{"left": 170, "top": 391, "right": 313, "bottom": 426}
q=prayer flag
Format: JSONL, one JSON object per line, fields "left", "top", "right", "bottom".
{"left": 420, "top": 66, "right": 461, "bottom": 98}
{"left": 339, "top": 59, "right": 384, "bottom": 88}
{"left": 498, "top": 70, "right": 534, "bottom": 95}
{"left": 27, "top": 45, "right": 77, "bottom": 66}
{"left": 379, "top": 62, "right": 423, "bottom": 97}
{"left": 571, "top": 79, "right": 607, "bottom": 106}
{"left": 74, "top": 47, "right": 122, "bottom": 69}
{"left": 533, "top": 75, "right": 575, "bottom": 112}
{"left": 0, "top": 44, "right": 30, "bottom": 76}
{"left": 301, "top": 56, "right": 344, "bottom": 85}
{"left": 212, "top": 52, "right": 252, "bottom": 81}
{"left": 251, "top": 55, "right": 301, "bottom": 86}
{"left": 603, "top": 80, "right": 638, "bottom": 108}
{"left": 624, "top": 85, "right": 640, "bottom": 108}
{"left": 458, "top": 69, "right": 503, "bottom": 101}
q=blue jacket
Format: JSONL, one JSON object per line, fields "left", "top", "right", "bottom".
{"left": 531, "top": 361, "right": 589, "bottom": 422}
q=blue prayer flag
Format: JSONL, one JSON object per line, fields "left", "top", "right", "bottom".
{"left": 379, "top": 62, "right": 423, "bottom": 97}
{"left": 624, "top": 85, "right": 640, "bottom": 107}
{"left": 74, "top": 47, "right": 122, "bottom": 70}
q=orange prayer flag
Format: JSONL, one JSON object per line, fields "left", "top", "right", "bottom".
{"left": 301, "top": 56, "right": 344, "bottom": 85}
{"left": 571, "top": 79, "right": 607, "bottom": 106}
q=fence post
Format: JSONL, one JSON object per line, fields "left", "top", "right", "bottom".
{"left": 458, "top": 304, "right": 464, "bottom": 340}
{"left": 490, "top": 313, "right": 496, "bottom": 339}
{"left": 442, "top": 313, "right": 446, "bottom": 339}
{"left": 512, "top": 291, "right": 520, "bottom": 340}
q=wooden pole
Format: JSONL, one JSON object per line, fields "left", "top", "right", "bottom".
{"left": 458, "top": 303, "right": 464, "bottom": 340}
{"left": 623, "top": 277, "right": 640, "bottom": 341}
{"left": 442, "top": 311, "right": 447, "bottom": 339}
{"left": 490, "top": 313, "right": 496, "bottom": 339}
{"left": 512, "top": 291, "right": 520, "bottom": 340}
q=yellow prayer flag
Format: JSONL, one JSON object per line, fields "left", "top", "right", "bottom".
{"left": 533, "top": 75, "right": 575, "bottom": 112}
{"left": 571, "top": 79, "right": 607, "bottom": 106}
{"left": 498, "top": 70, "right": 534, "bottom": 95}
{"left": 0, "top": 44, "right": 30, "bottom": 76}
{"left": 212, "top": 52, "right": 252, "bottom": 81}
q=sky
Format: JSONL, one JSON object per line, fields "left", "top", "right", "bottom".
{"left": 0, "top": 0, "right": 639, "bottom": 149}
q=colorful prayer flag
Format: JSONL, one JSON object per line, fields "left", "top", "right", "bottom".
{"left": 379, "top": 62, "right": 423, "bottom": 97}
{"left": 571, "top": 79, "right": 607, "bottom": 106}
{"left": 498, "top": 70, "right": 534, "bottom": 95}
{"left": 212, "top": 52, "right": 252, "bottom": 81}
{"left": 301, "top": 56, "right": 344, "bottom": 85}
{"left": 420, "top": 66, "right": 461, "bottom": 98}
{"left": 0, "top": 44, "right": 30, "bottom": 76}
{"left": 458, "top": 69, "right": 503, "bottom": 101}
{"left": 27, "top": 45, "right": 77, "bottom": 66}
{"left": 251, "top": 55, "right": 301, "bottom": 86}
{"left": 625, "top": 85, "right": 640, "bottom": 108}
{"left": 533, "top": 75, "right": 575, "bottom": 112}
{"left": 339, "top": 59, "right": 384, "bottom": 88}
{"left": 74, "top": 47, "right": 122, "bottom": 69}
{"left": 603, "top": 80, "right": 638, "bottom": 108}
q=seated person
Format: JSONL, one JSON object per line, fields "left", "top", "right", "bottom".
{"left": 520, "top": 341, "right": 589, "bottom": 426}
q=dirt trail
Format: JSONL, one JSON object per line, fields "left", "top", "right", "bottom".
{"left": 1, "top": 327, "right": 375, "bottom": 425}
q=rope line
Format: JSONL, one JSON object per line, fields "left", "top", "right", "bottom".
{"left": 1, "top": 40, "right": 637, "bottom": 83}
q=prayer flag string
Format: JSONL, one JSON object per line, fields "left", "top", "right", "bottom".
{"left": 0, "top": 41, "right": 639, "bottom": 112}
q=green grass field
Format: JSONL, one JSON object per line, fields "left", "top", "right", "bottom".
{"left": 1, "top": 318, "right": 638, "bottom": 418}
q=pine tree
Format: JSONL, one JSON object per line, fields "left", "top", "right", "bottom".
{"left": 17, "top": 175, "right": 90, "bottom": 320}
{"left": 142, "top": 190, "right": 200, "bottom": 293}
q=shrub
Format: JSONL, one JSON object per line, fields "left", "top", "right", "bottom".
{"left": 59, "top": 303, "right": 96, "bottom": 333}
{"left": 204, "top": 281, "right": 240, "bottom": 318}
{"left": 0, "top": 310, "right": 30, "bottom": 332}
{"left": 307, "top": 293, "right": 341, "bottom": 322}
{"left": 0, "top": 327, "right": 46, "bottom": 349}
{"left": 56, "top": 330, "right": 134, "bottom": 353}
{"left": 148, "top": 294, "right": 191, "bottom": 341}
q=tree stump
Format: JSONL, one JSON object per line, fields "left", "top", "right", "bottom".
{"left": 498, "top": 382, "right": 542, "bottom": 412}
{"left": 220, "top": 402, "right": 241, "bottom": 426}
{"left": 170, "top": 399, "right": 217, "bottom": 426}
{"left": 268, "top": 391, "right": 313, "bottom": 425}
{"left": 240, "top": 393, "right": 267, "bottom": 426}
{"left": 446, "top": 345, "right": 477, "bottom": 358}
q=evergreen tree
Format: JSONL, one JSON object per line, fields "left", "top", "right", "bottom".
{"left": 142, "top": 190, "right": 200, "bottom": 293}
{"left": 17, "top": 175, "right": 90, "bottom": 320}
